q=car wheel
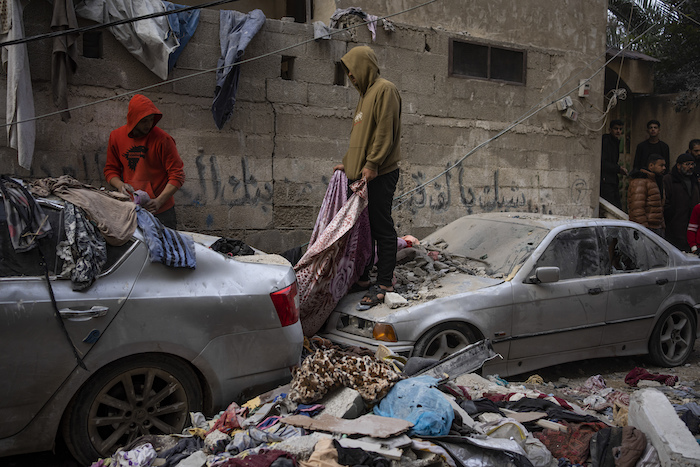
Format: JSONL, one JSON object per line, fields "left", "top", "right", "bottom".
{"left": 413, "top": 323, "right": 477, "bottom": 360}
{"left": 62, "top": 355, "right": 203, "bottom": 465}
{"left": 649, "top": 307, "right": 696, "bottom": 367}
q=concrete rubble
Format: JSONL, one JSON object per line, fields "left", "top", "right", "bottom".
{"left": 88, "top": 339, "right": 700, "bottom": 467}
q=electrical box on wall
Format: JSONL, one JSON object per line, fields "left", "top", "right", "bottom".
{"left": 556, "top": 96, "right": 573, "bottom": 111}
{"left": 564, "top": 108, "right": 578, "bottom": 121}
{"left": 578, "top": 79, "right": 590, "bottom": 98}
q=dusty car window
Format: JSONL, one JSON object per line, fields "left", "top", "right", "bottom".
{"left": 533, "top": 227, "right": 602, "bottom": 280}
{"left": 422, "top": 217, "right": 550, "bottom": 276}
{"left": 604, "top": 226, "right": 668, "bottom": 273}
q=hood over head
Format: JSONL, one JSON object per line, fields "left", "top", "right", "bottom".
{"left": 341, "top": 45, "right": 380, "bottom": 95}
{"left": 126, "top": 94, "right": 163, "bottom": 137}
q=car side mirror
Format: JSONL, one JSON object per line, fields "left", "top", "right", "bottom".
{"left": 526, "top": 267, "right": 560, "bottom": 284}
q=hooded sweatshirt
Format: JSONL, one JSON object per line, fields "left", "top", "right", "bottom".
{"left": 340, "top": 46, "right": 401, "bottom": 181}
{"left": 104, "top": 94, "right": 185, "bottom": 214}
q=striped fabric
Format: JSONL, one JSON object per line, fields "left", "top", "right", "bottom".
{"left": 135, "top": 206, "right": 195, "bottom": 268}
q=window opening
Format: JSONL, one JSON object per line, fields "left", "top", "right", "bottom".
{"left": 281, "top": 56, "right": 295, "bottom": 80}
{"left": 450, "top": 38, "right": 526, "bottom": 85}
{"left": 334, "top": 62, "right": 346, "bottom": 86}
{"left": 83, "top": 31, "right": 103, "bottom": 59}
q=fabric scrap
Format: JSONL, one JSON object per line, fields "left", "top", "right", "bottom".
{"left": 136, "top": 206, "right": 196, "bottom": 268}
{"left": 113, "top": 442, "right": 157, "bottom": 467}
{"left": 51, "top": 0, "right": 79, "bottom": 121}
{"left": 533, "top": 421, "right": 608, "bottom": 465}
{"left": 212, "top": 9, "right": 266, "bottom": 129}
{"left": 624, "top": 367, "right": 678, "bottom": 387}
{"left": 289, "top": 348, "right": 400, "bottom": 404}
{"left": 31, "top": 175, "right": 137, "bottom": 246}
{"left": 59, "top": 202, "right": 107, "bottom": 291}
{"left": 2, "top": 0, "right": 36, "bottom": 169}
{"left": 164, "top": 1, "right": 200, "bottom": 72}
{"left": 0, "top": 176, "right": 51, "bottom": 252}
{"left": 75, "top": 0, "right": 178, "bottom": 79}
{"left": 295, "top": 173, "right": 372, "bottom": 336}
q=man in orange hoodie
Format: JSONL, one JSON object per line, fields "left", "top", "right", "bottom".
{"left": 104, "top": 94, "right": 185, "bottom": 229}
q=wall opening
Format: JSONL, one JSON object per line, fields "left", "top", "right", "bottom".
{"left": 334, "top": 62, "right": 346, "bottom": 86}
{"left": 281, "top": 56, "right": 295, "bottom": 80}
{"left": 449, "top": 38, "right": 526, "bottom": 85}
{"left": 286, "top": 0, "right": 313, "bottom": 22}
{"left": 83, "top": 31, "right": 103, "bottom": 59}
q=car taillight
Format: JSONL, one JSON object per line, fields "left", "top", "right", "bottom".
{"left": 270, "top": 282, "right": 299, "bottom": 327}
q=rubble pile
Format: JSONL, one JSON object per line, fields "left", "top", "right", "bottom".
{"left": 391, "top": 241, "right": 499, "bottom": 301}
{"left": 89, "top": 339, "right": 700, "bottom": 467}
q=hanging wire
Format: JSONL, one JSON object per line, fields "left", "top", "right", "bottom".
{"left": 391, "top": 4, "right": 684, "bottom": 208}
{"left": 0, "top": 0, "right": 439, "bottom": 128}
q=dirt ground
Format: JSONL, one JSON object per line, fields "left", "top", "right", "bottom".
{"left": 508, "top": 339, "right": 700, "bottom": 401}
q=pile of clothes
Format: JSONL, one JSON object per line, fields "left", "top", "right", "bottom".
{"left": 88, "top": 337, "right": 700, "bottom": 467}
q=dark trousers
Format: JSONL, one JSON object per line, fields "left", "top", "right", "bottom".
{"left": 359, "top": 169, "right": 399, "bottom": 287}
{"left": 155, "top": 207, "right": 178, "bottom": 230}
{"left": 600, "top": 182, "right": 622, "bottom": 210}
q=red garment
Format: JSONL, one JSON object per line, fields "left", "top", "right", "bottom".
{"left": 534, "top": 421, "right": 608, "bottom": 465}
{"left": 687, "top": 203, "right": 700, "bottom": 249}
{"left": 104, "top": 94, "right": 185, "bottom": 214}
{"left": 206, "top": 401, "right": 248, "bottom": 435}
{"left": 624, "top": 367, "right": 678, "bottom": 387}
{"left": 218, "top": 450, "right": 297, "bottom": 467}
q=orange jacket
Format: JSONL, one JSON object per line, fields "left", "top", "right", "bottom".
{"left": 104, "top": 95, "right": 185, "bottom": 214}
{"left": 627, "top": 169, "right": 665, "bottom": 229}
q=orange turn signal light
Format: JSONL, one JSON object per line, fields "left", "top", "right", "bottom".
{"left": 373, "top": 323, "right": 397, "bottom": 342}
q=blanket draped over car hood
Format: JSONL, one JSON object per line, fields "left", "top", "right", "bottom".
{"left": 294, "top": 171, "right": 372, "bottom": 336}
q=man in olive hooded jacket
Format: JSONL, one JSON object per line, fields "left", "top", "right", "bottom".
{"left": 333, "top": 46, "right": 401, "bottom": 307}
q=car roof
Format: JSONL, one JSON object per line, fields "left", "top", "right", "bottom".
{"left": 456, "top": 211, "right": 583, "bottom": 229}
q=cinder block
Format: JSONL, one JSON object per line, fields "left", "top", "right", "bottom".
{"left": 266, "top": 78, "right": 308, "bottom": 105}
{"left": 319, "top": 387, "right": 365, "bottom": 419}
{"left": 629, "top": 388, "right": 700, "bottom": 466}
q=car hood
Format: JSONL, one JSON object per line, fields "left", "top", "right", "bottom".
{"left": 334, "top": 273, "right": 504, "bottom": 320}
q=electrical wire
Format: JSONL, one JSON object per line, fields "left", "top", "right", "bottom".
{"left": 0, "top": 0, "right": 438, "bottom": 128}
{"left": 391, "top": 9, "right": 677, "bottom": 207}
{"left": 0, "top": 0, "right": 241, "bottom": 48}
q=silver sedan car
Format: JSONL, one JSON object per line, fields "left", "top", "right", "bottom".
{"left": 322, "top": 212, "right": 700, "bottom": 376}
{"left": 0, "top": 198, "right": 303, "bottom": 465}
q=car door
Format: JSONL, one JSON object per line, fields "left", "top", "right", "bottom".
{"left": 509, "top": 226, "right": 608, "bottom": 369}
{"left": 0, "top": 202, "right": 144, "bottom": 438}
{"left": 601, "top": 225, "right": 674, "bottom": 346}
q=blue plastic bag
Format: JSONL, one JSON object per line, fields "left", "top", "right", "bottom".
{"left": 373, "top": 375, "right": 454, "bottom": 436}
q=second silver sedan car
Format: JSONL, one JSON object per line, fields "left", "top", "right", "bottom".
{"left": 322, "top": 212, "right": 700, "bottom": 376}
{"left": 0, "top": 197, "right": 303, "bottom": 465}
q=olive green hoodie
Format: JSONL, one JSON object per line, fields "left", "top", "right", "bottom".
{"left": 340, "top": 46, "right": 401, "bottom": 181}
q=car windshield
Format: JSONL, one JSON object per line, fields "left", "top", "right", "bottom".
{"left": 422, "top": 217, "right": 550, "bottom": 277}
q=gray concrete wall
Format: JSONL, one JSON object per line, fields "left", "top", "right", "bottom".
{"left": 0, "top": 1, "right": 606, "bottom": 252}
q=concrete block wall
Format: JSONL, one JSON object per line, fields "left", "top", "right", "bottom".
{"left": 0, "top": 1, "right": 605, "bottom": 252}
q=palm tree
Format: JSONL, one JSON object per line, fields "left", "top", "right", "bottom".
{"left": 607, "top": 0, "right": 678, "bottom": 54}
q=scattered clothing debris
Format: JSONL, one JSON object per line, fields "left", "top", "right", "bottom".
{"left": 625, "top": 367, "right": 678, "bottom": 388}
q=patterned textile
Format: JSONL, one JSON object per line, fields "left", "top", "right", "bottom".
{"left": 295, "top": 172, "right": 372, "bottom": 336}
{"left": 624, "top": 367, "right": 678, "bottom": 387}
{"left": 135, "top": 206, "right": 195, "bottom": 268}
{"left": 58, "top": 203, "right": 107, "bottom": 291}
{"left": 0, "top": 176, "right": 51, "bottom": 252}
{"left": 533, "top": 421, "right": 608, "bottom": 465}
{"left": 0, "top": 0, "right": 10, "bottom": 35}
{"left": 289, "top": 348, "right": 401, "bottom": 404}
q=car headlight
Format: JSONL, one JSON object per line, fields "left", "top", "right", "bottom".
{"left": 372, "top": 323, "right": 397, "bottom": 342}
{"left": 336, "top": 313, "right": 398, "bottom": 342}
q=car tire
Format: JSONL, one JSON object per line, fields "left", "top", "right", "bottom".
{"left": 62, "top": 355, "right": 203, "bottom": 465}
{"left": 649, "top": 307, "right": 696, "bottom": 367}
{"left": 413, "top": 323, "right": 477, "bottom": 360}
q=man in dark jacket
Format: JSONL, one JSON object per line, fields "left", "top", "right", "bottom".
{"left": 600, "top": 119, "right": 627, "bottom": 209}
{"left": 663, "top": 153, "right": 700, "bottom": 251}
{"left": 633, "top": 119, "right": 670, "bottom": 172}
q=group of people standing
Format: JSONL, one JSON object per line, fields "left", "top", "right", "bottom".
{"left": 601, "top": 118, "right": 700, "bottom": 253}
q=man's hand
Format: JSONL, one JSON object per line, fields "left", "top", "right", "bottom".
{"left": 620, "top": 167, "right": 629, "bottom": 176}
{"left": 361, "top": 167, "right": 378, "bottom": 182}
{"left": 333, "top": 164, "right": 345, "bottom": 172}
{"left": 119, "top": 183, "right": 135, "bottom": 196}
{"left": 144, "top": 197, "right": 165, "bottom": 214}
